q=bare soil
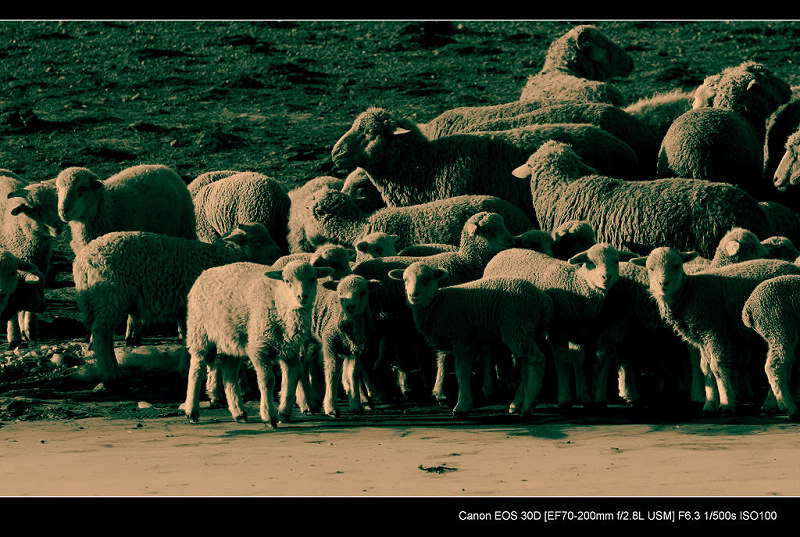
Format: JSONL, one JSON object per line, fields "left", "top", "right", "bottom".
{"left": 2, "top": 21, "right": 800, "bottom": 516}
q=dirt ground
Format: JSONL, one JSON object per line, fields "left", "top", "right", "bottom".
{"left": 3, "top": 20, "right": 800, "bottom": 526}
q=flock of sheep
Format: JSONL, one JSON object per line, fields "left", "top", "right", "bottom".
{"left": 3, "top": 24, "right": 800, "bottom": 428}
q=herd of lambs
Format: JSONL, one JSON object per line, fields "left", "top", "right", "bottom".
{"left": 3, "top": 24, "right": 800, "bottom": 428}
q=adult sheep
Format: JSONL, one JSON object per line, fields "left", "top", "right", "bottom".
{"left": 187, "top": 170, "right": 240, "bottom": 198}
{"left": 623, "top": 89, "right": 694, "bottom": 142}
{"left": 55, "top": 164, "right": 197, "bottom": 256}
{"left": 512, "top": 140, "right": 773, "bottom": 260}
{"left": 299, "top": 186, "right": 533, "bottom": 254}
{"left": 193, "top": 171, "right": 291, "bottom": 254}
{"left": 331, "top": 107, "right": 642, "bottom": 225}
{"left": 183, "top": 260, "right": 334, "bottom": 427}
{"left": 73, "top": 223, "right": 283, "bottom": 386}
{"left": 519, "top": 25, "right": 633, "bottom": 106}
{"left": 286, "top": 175, "right": 345, "bottom": 254}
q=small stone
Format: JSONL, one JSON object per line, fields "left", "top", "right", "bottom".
{"left": 137, "top": 401, "right": 153, "bottom": 409}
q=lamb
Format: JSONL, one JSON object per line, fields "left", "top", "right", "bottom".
{"left": 192, "top": 171, "right": 291, "bottom": 254}
{"left": 287, "top": 175, "right": 345, "bottom": 254}
{"left": 519, "top": 25, "right": 633, "bottom": 106}
{"left": 295, "top": 274, "right": 380, "bottom": 418}
{"left": 301, "top": 186, "right": 533, "bottom": 253}
{"left": 630, "top": 247, "right": 800, "bottom": 415}
{"left": 0, "top": 174, "right": 61, "bottom": 346}
{"left": 354, "top": 232, "right": 398, "bottom": 262}
{"left": 340, "top": 168, "right": 386, "bottom": 214}
{"left": 183, "top": 260, "right": 334, "bottom": 427}
{"left": 742, "top": 274, "right": 800, "bottom": 419}
{"left": 331, "top": 107, "right": 642, "bottom": 224}
{"left": 270, "top": 243, "right": 355, "bottom": 281}
{"left": 551, "top": 220, "right": 597, "bottom": 260}
{"left": 483, "top": 243, "right": 621, "bottom": 407}
{"left": 73, "top": 223, "right": 283, "bottom": 386}
{"left": 55, "top": 164, "right": 197, "bottom": 256}
{"left": 513, "top": 139, "right": 773, "bottom": 260}
{"left": 388, "top": 261, "right": 553, "bottom": 416}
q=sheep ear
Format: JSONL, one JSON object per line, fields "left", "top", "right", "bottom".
{"left": 264, "top": 270, "right": 284, "bottom": 280}
{"left": 9, "top": 203, "right": 28, "bottom": 216}
{"left": 392, "top": 126, "right": 411, "bottom": 136}
{"left": 725, "top": 240, "right": 742, "bottom": 257}
{"left": 321, "top": 280, "right": 340, "bottom": 291}
{"left": 7, "top": 189, "right": 28, "bottom": 200}
{"left": 511, "top": 164, "right": 531, "bottom": 179}
{"left": 628, "top": 256, "right": 648, "bottom": 267}
{"left": 746, "top": 78, "right": 758, "bottom": 91}
{"left": 567, "top": 251, "right": 590, "bottom": 266}
{"left": 21, "top": 271, "right": 41, "bottom": 284}
{"left": 387, "top": 268, "right": 405, "bottom": 281}
{"left": 314, "top": 266, "right": 334, "bottom": 279}
{"left": 679, "top": 251, "right": 700, "bottom": 263}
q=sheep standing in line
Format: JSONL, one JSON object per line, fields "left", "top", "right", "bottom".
{"left": 331, "top": 107, "right": 642, "bottom": 225}
{"left": 73, "top": 223, "right": 283, "bottom": 386}
{"left": 183, "top": 260, "right": 334, "bottom": 426}
{"left": 192, "top": 171, "right": 291, "bottom": 254}
{"left": 287, "top": 175, "right": 345, "bottom": 253}
{"left": 483, "top": 243, "right": 621, "bottom": 407}
{"left": 742, "top": 274, "right": 800, "bottom": 419}
{"left": 389, "top": 262, "right": 553, "bottom": 416}
{"left": 513, "top": 140, "right": 773, "bottom": 260}
{"left": 55, "top": 164, "right": 197, "bottom": 256}
{"left": 519, "top": 25, "right": 633, "bottom": 106}
{"left": 300, "top": 186, "right": 532, "bottom": 253}
{"left": 0, "top": 175, "right": 61, "bottom": 346}
{"left": 295, "top": 274, "right": 380, "bottom": 417}
{"left": 631, "top": 247, "right": 800, "bottom": 415}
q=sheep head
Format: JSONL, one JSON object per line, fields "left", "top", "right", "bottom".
{"left": 265, "top": 260, "right": 334, "bottom": 310}
{"left": 55, "top": 167, "right": 104, "bottom": 223}
{"left": 7, "top": 182, "right": 63, "bottom": 239}
{"left": 512, "top": 140, "right": 598, "bottom": 183}
{"left": 310, "top": 243, "right": 356, "bottom": 279}
{"left": 331, "top": 107, "right": 420, "bottom": 170}
{"left": 711, "top": 227, "right": 768, "bottom": 266}
{"left": 355, "top": 232, "right": 399, "bottom": 259}
{"left": 760, "top": 235, "right": 800, "bottom": 261}
{"left": 514, "top": 228, "right": 554, "bottom": 256}
{"left": 222, "top": 222, "right": 283, "bottom": 265}
{"left": 630, "top": 247, "right": 699, "bottom": 302}
{"left": 568, "top": 242, "right": 620, "bottom": 292}
{"left": 388, "top": 261, "right": 447, "bottom": 307}
{"left": 542, "top": 25, "right": 633, "bottom": 81}
{"left": 774, "top": 130, "right": 800, "bottom": 192}
{"left": 322, "top": 274, "right": 381, "bottom": 318}
{"left": 552, "top": 220, "right": 597, "bottom": 260}
{"left": 461, "top": 211, "right": 516, "bottom": 255}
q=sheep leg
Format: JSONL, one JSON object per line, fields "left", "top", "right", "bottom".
{"left": 509, "top": 346, "right": 546, "bottom": 416}
{"left": 220, "top": 356, "right": 247, "bottom": 422}
{"left": 322, "top": 343, "right": 342, "bottom": 417}
{"left": 705, "top": 341, "right": 738, "bottom": 415}
{"left": 569, "top": 342, "right": 591, "bottom": 405}
{"left": 617, "top": 363, "right": 639, "bottom": 404}
{"left": 90, "top": 323, "right": 120, "bottom": 385}
{"left": 295, "top": 344, "right": 315, "bottom": 415}
{"left": 687, "top": 347, "right": 706, "bottom": 405}
{"left": 342, "top": 355, "right": 363, "bottom": 414}
{"left": 452, "top": 341, "right": 475, "bottom": 417}
{"left": 698, "top": 346, "right": 720, "bottom": 415}
{"left": 432, "top": 351, "right": 449, "bottom": 403}
{"left": 550, "top": 335, "right": 573, "bottom": 408}
{"left": 18, "top": 311, "right": 36, "bottom": 342}
{"left": 277, "top": 356, "right": 300, "bottom": 422}
{"left": 124, "top": 315, "right": 143, "bottom": 346}
{"left": 6, "top": 318, "right": 20, "bottom": 349}
{"left": 248, "top": 352, "right": 279, "bottom": 428}
{"left": 183, "top": 346, "right": 211, "bottom": 423}
{"left": 205, "top": 361, "right": 223, "bottom": 407}
{"left": 764, "top": 339, "right": 799, "bottom": 419}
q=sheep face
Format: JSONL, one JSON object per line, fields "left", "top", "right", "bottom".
{"left": 389, "top": 261, "right": 447, "bottom": 307}
{"left": 265, "top": 260, "right": 334, "bottom": 310}
{"left": 636, "top": 247, "right": 699, "bottom": 300}
{"left": 462, "top": 211, "right": 516, "bottom": 254}
{"left": 773, "top": 134, "right": 800, "bottom": 192}
{"left": 55, "top": 167, "right": 102, "bottom": 223}
{"left": 7, "top": 183, "right": 62, "bottom": 239}
{"left": 355, "top": 232, "right": 399, "bottom": 259}
{"left": 323, "top": 274, "right": 380, "bottom": 318}
{"left": 222, "top": 223, "right": 283, "bottom": 265}
{"left": 568, "top": 242, "right": 620, "bottom": 292}
{"left": 331, "top": 107, "right": 418, "bottom": 170}
{"left": 310, "top": 244, "right": 356, "bottom": 279}
{"left": 309, "top": 187, "right": 362, "bottom": 224}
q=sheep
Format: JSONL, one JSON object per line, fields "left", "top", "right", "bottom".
{"left": 515, "top": 228, "right": 555, "bottom": 256}
{"left": 442, "top": 101, "right": 661, "bottom": 175}
{"left": 623, "top": 89, "right": 694, "bottom": 142}
{"left": 519, "top": 25, "right": 633, "bottom": 106}
{"left": 551, "top": 220, "right": 596, "bottom": 261}
{"left": 287, "top": 175, "right": 345, "bottom": 254}
{"left": 656, "top": 107, "right": 766, "bottom": 198}
{"left": 295, "top": 274, "right": 381, "bottom": 418}
{"left": 183, "top": 260, "right": 334, "bottom": 427}
{"left": 513, "top": 139, "right": 773, "bottom": 260}
{"left": 388, "top": 261, "right": 553, "bottom": 416}
{"left": 0, "top": 252, "right": 45, "bottom": 336}
{"left": 301, "top": 186, "right": 533, "bottom": 254}
{"left": 759, "top": 200, "right": 800, "bottom": 246}
{"left": 55, "top": 164, "right": 197, "bottom": 256}
{"left": 353, "top": 211, "right": 520, "bottom": 402}
{"left": 192, "top": 171, "right": 291, "bottom": 254}
{"left": 0, "top": 175, "right": 61, "bottom": 347}
{"left": 340, "top": 168, "right": 386, "bottom": 214}
{"left": 761, "top": 235, "right": 800, "bottom": 261}
{"left": 270, "top": 243, "right": 356, "bottom": 281}
{"left": 483, "top": 243, "right": 620, "bottom": 407}
{"left": 187, "top": 170, "right": 240, "bottom": 198}
{"left": 73, "top": 223, "right": 283, "bottom": 387}
{"left": 331, "top": 107, "right": 642, "bottom": 225}
{"left": 630, "top": 247, "right": 800, "bottom": 415}
{"left": 742, "top": 274, "right": 800, "bottom": 419}
{"left": 773, "top": 130, "right": 800, "bottom": 193}
{"left": 764, "top": 100, "right": 800, "bottom": 184}
{"left": 354, "top": 232, "right": 398, "bottom": 262}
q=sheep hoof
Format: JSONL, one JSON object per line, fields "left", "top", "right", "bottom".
{"left": 265, "top": 419, "right": 278, "bottom": 429}
{"left": 326, "top": 409, "right": 339, "bottom": 418}
{"left": 234, "top": 412, "right": 248, "bottom": 423}
{"left": 279, "top": 412, "right": 293, "bottom": 423}
{"left": 187, "top": 412, "right": 199, "bottom": 424}
{"left": 452, "top": 409, "right": 469, "bottom": 418}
